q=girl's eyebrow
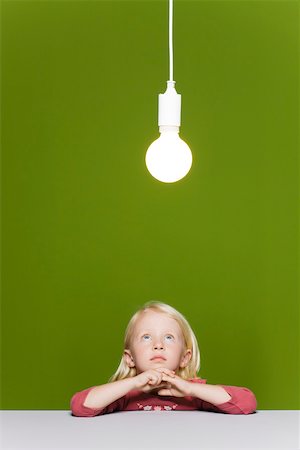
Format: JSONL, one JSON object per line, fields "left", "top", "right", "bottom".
{"left": 139, "top": 330, "right": 177, "bottom": 336}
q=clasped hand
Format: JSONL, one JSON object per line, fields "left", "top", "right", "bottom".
{"left": 136, "top": 367, "right": 193, "bottom": 397}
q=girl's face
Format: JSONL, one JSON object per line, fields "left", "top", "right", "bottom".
{"left": 124, "top": 310, "right": 192, "bottom": 375}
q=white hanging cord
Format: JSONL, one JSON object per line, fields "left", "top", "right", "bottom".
{"left": 169, "top": 0, "right": 174, "bottom": 82}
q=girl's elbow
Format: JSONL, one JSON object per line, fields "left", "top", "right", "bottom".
{"left": 243, "top": 394, "right": 257, "bottom": 414}
{"left": 71, "top": 407, "right": 101, "bottom": 417}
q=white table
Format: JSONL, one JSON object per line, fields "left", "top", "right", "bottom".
{"left": 1, "top": 410, "right": 299, "bottom": 449}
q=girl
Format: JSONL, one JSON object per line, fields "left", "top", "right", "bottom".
{"left": 70, "top": 301, "right": 257, "bottom": 416}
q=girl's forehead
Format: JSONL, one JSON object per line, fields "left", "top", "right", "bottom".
{"left": 135, "top": 311, "right": 181, "bottom": 334}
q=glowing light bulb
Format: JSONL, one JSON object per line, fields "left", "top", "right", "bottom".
{"left": 145, "top": 126, "right": 192, "bottom": 183}
{"left": 145, "top": 81, "right": 193, "bottom": 183}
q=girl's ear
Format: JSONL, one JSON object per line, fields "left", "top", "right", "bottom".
{"left": 180, "top": 349, "right": 192, "bottom": 368}
{"left": 124, "top": 349, "right": 135, "bottom": 368}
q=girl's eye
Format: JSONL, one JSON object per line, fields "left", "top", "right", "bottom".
{"left": 142, "top": 334, "right": 174, "bottom": 340}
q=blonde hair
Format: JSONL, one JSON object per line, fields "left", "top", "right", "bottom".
{"left": 108, "top": 300, "right": 201, "bottom": 383}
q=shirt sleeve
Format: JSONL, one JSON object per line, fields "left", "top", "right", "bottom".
{"left": 195, "top": 385, "right": 257, "bottom": 415}
{"left": 70, "top": 386, "right": 126, "bottom": 417}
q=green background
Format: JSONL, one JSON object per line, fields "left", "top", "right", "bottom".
{"left": 1, "top": 0, "right": 299, "bottom": 410}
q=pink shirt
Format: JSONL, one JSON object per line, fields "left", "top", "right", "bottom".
{"left": 70, "top": 378, "right": 257, "bottom": 417}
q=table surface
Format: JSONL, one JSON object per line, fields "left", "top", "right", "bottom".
{"left": 0, "top": 410, "right": 299, "bottom": 450}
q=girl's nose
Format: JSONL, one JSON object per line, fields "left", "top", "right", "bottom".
{"left": 153, "top": 343, "right": 164, "bottom": 349}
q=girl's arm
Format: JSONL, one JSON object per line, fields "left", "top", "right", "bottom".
{"left": 191, "top": 383, "right": 257, "bottom": 414}
{"left": 82, "top": 377, "right": 137, "bottom": 409}
{"left": 189, "top": 383, "right": 232, "bottom": 405}
{"left": 70, "top": 378, "right": 137, "bottom": 417}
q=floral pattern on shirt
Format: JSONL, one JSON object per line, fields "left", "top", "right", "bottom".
{"left": 136, "top": 403, "right": 178, "bottom": 411}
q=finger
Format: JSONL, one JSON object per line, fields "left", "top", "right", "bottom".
{"left": 162, "top": 374, "right": 173, "bottom": 382}
{"left": 153, "top": 370, "right": 164, "bottom": 380}
{"left": 165, "top": 368, "right": 176, "bottom": 375}
{"left": 163, "top": 369, "right": 175, "bottom": 377}
{"left": 154, "top": 375, "right": 162, "bottom": 385}
{"left": 162, "top": 374, "right": 178, "bottom": 387}
{"left": 151, "top": 383, "right": 169, "bottom": 391}
{"left": 148, "top": 376, "right": 158, "bottom": 385}
{"left": 155, "top": 367, "right": 176, "bottom": 376}
{"left": 157, "top": 388, "right": 172, "bottom": 396}
{"left": 167, "top": 371, "right": 176, "bottom": 378}
{"left": 168, "top": 369, "right": 176, "bottom": 377}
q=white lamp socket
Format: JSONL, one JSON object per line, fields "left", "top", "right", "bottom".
{"left": 158, "top": 80, "right": 181, "bottom": 129}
